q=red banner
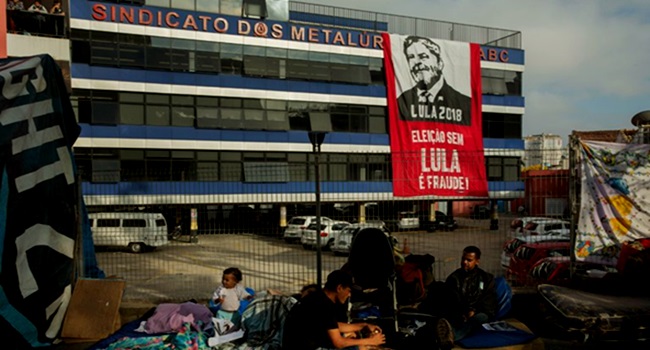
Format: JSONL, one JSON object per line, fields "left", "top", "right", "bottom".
{"left": 383, "top": 33, "right": 488, "bottom": 198}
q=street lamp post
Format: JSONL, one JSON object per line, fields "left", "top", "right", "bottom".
{"left": 308, "top": 131, "right": 327, "bottom": 287}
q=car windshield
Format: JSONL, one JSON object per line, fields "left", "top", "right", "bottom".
{"left": 307, "top": 223, "right": 325, "bottom": 230}
{"left": 289, "top": 218, "right": 306, "bottom": 225}
{"left": 524, "top": 222, "right": 538, "bottom": 230}
{"left": 332, "top": 223, "right": 349, "bottom": 230}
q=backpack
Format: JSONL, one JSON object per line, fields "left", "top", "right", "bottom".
{"left": 397, "top": 254, "right": 436, "bottom": 305}
{"left": 236, "top": 294, "right": 297, "bottom": 349}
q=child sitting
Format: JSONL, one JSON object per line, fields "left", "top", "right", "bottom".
{"left": 212, "top": 267, "right": 253, "bottom": 324}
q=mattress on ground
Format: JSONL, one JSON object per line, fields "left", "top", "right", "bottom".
{"left": 538, "top": 284, "right": 650, "bottom": 340}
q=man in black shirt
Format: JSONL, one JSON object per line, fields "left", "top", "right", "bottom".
{"left": 436, "top": 246, "right": 497, "bottom": 350}
{"left": 283, "top": 270, "right": 385, "bottom": 350}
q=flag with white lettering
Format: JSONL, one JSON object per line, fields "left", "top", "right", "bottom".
{"left": 383, "top": 33, "right": 488, "bottom": 197}
{"left": 0, "top": 55, "right": 86, "bottom": 347}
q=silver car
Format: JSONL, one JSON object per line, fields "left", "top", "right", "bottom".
{"left": 301, "top": 221, "right": 350, "bottom": 250}
{"left": 283, "top": 216, "right": 332, "bottom": 243}
{"left": 331, "top": 222, "right": 389, "bottom": 256}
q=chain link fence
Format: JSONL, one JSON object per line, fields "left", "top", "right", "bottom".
{"left": 77, "top": 148, "right": 570, "bottom": 303}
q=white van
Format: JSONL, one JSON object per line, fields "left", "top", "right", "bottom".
{"left": 89, "top": 212, "right": 169, "bottom": 253}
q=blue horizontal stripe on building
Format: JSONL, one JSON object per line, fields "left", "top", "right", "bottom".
{"left": 81, "top": 181, "right": 524, "bottom": 196}
{"left": 75, "top": 125, "right": 524, "bottom": 150}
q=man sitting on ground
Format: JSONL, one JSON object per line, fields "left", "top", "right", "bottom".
{"left": 283, "top": 269, "right": 385, "bottom": 350}
{"left": 436, "top": 245, "right": 497, "bottom": 349}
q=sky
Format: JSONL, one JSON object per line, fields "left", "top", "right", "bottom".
{"left": 300, "top": 0, "right": 650, "bottom": 143}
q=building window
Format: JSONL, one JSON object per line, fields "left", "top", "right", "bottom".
{"left": 368, "top": 154, "right": 389, "bottom": 181}
{"left": 482, "top": 69, "right": 522, "bottom": 96}
{"left": 220, "top": 152, "right": 242, "bottom": 181}
{"left": 91, "top": 157, "right": 120, "bottom": 183}
{"left": 145, "top": 150, "right": 171, "bottom": 181}
{"left": 288, "top": 153, "right": 308, "bottom": 182}
{"left": 483, "top": 113, "right": 522, "bottom": 139}
{"left": 121, "top": 150, "right": 146, "bottom": 181}
{"left": 221, "top": 0, "right": 243, "bottom": 16}
{"left": 243, "top": 0, "right": 267, "bottom": 18}
{"left": 486, "top": 157, "right": 521, "bottom": 181}
{"left": 197, "top": 151, "right": 219, "bottom": 181}
{"left": 328, "top": 154, "right": 348, "bottom": 181}
{"left": 90, "top": 91, "right": 119, "bottom": 125}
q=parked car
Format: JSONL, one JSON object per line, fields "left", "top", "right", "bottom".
{"left": 331, "top": 222, "right": 389, "bottom": 256}
{"left": 283, "top": 216, "right": 332, "bottom": 243}
{"left": 528, "top": 256, "right": 618, "bottom": 287}
{"left": 509, "top": 216, "right": 548, "bottom": 237}
{"left": 301, "top": 221, "right": 350, "bottom": 250}
{"left": 387, "top": 211, "right": 420, "bottom": 231}
{"left": 500, "top": 229, "right": 571, "bottom": 269}
{"left": 507, "top": 241, "right": 571, "bottom": 285}
{"left": 522, "top": 218, "right": 571, "bottom": 236}
{"left": 420, "top": 211, "right": 458, "bottom": 232}
{"left": 469, "top": 205, "right": 490, "bottom": 220}
{"left": 89, "top": 212, "right": 169, "bottom": 253}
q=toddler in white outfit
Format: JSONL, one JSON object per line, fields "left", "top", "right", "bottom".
{"left": 212, "top": 267, "right": 252, "bottom": 323}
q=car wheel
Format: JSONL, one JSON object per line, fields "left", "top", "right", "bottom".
{"left": 128, "top": 243, "right": 143, "bottom": 253}
{"left": 302, "top": 244, "right": 311, "bottom": 250}
{"left": 326, "top": 240, "right": 334, "bottom": 251}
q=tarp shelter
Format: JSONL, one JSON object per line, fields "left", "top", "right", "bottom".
{"left": 1, "top": 54, "right": 104, "bottom": 348}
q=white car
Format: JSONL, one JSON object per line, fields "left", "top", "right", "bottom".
{"left": 89, "top": 212, "right": 169, "bottom": 253}
{"left": 301, "top": 221, "right": 350, "bottom": 250}
{"left": 522, "top": 219, "right": 571, "bottom": 236}
{"left": 509, "top": 216, "right": 548, "bottom": 237}
{"left": 331, "top": 223, "right": 389, "bottom": 255}
{"left": 500, "top": 229, "right": 571, "bottom": 269}
{"left": 283, "top": 216, "right": 332, "bottom": 243}
{"left": 388, "top": 211, "right": 420, "bottom": 231}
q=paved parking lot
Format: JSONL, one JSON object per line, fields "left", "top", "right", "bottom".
{"left": 96, "top": 217, "right": 648, "bottom": 349}
{"left": 95, "top": 217, "right": 512, "bottom": 303}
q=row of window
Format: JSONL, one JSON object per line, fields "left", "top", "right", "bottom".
{"left": 71, "top": 30, "right": 384, "bottom": 86}
{"left": 75, "top": 149, "right": 392, "bottom": 183}
{"left": 96, "top": 0, "right": 270, "bottom": 18}
{"left": 73, "top": 90, "right": 388, "bottom": 133}
{"left": 139, "top": 0, "right": 271, "bottom": 19}
{"left": 93, "top": 218, "right": 166, "bottom": 228}
{"left": 71, "top": 29, "right": 523, "bottom": 94}
{"left": 74, "top": 148, "right": 521, "bottom": 183}
{"left": 73, "top": 90, "right": 522, "bottom": 137}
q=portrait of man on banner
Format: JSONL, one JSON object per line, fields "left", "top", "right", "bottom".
{"left": 395, "top": 36, "right": 472, "bottom": 125}
{"left": 382, "top": 33, "right": 487, "bottom": 198}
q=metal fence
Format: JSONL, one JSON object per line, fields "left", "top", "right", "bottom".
{"left": 290, "top": 1, "right": 522, "bottom": 49}
{"left": 78, "top": 150, "right": 571, "bottom": 304}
